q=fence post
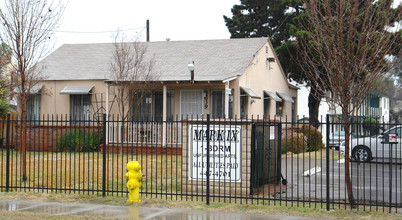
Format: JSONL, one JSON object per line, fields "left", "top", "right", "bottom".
{"left": 389, "top": 142, "right": 393, "bottom": 213}
{"left": 102, "top": 113, "right": 107, "bottom": 197}
{"left": 5, "top": 113, "right": 11, "bottom": 192}
{"left": 326, "top": 114, "right": 330, "bottom": 211}
{"left": 206, "top": 114, "right": 210, "bottom": 205}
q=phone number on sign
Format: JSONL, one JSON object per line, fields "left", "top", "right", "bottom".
{"left": 199, "top": 171, "right": 231, "bottom": 178}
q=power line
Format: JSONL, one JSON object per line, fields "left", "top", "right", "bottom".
{"left": 55, "top": 26, "right": 146, "bottom": 34}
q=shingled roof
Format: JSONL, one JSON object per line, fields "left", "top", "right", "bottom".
{"left": 39, "top": 37, "right": 269, "bottom": 81}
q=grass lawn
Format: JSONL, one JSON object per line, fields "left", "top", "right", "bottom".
{"left": 0, "top": 150, "right": 182, "bottom": 196}
{"left": 1, "top": 150, "right": 401, "bottom": 219}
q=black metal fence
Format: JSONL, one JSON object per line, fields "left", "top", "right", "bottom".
{"left": 0, "top": 114, "right": 401, "bottom": 212}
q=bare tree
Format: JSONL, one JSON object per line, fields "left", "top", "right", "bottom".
{"left": 0, "top": 0, "right": 65, "bottom": 181}
{"left": 108, "top": 31, "right": 158, "bottom": 155}
{"left": 295, "top": 0, "right": 401, "bottom": 207}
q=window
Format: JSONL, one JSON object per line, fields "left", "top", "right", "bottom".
{"left": 263, "top": 94, "right": 270, "bottom": 119}
{"left": 276, "top": 92, "right": 294, "bottom": 117}
{"left": 154, "top": 91, "right": 174, "bottom": 121}
{"left": 27, "top": 94, "right": 41, "bottom": 121}
{"left": 181, "top": 90, "right": 203, "bottom": 119}
{"left": 211, "top": 90, "right": 224, "bottom": 118}
{"left": 276, "top": 101, "right": 283, "bottom": 116}
{"left": 132, "top": 91, "right": 175, "bottom": 121}
{"left": 240, "top": 90, "right": 248, "bottom": 119}
{"left": 367, "top": 95, "right": 379, "bottom": 108}
{"left": 388, "top": 127, "right": 401, "bottom": 137}
{"left": 131, "top": 92, "right": 152, "bottom": 120}
{"left": 228, "top": 92, "right": 234, "bottom": 119}
{"left": 264, "top": 90, "right": 282, "bottom": 119}
{"left": 70, "top": 95, "right": 91, "bottom": 123}
{"left": 240, "top": 87, "right": 260, "bottom": 119}
{"left": 292, "top": 100, "right": 296, "bottom": 122}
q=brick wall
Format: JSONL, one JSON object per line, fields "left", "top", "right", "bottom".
{"left": 13, "top": 125, "right": 102, "bottom": 152}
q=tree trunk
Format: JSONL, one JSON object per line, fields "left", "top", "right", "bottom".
{"left": 343, "top": 112, "right": 356, "bottom": 208}
{"left": 21, "top": 96, "right": 27, "bottom": 182}
{"left": 308, "top": 84, "right": 321, "bottom": 128}
{"left": 120, "top": 121, "right": 125, "bottom": 157}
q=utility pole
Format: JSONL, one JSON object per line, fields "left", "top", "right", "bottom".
{"left": 146, "top": 19, "right": 150, "bottom": 42}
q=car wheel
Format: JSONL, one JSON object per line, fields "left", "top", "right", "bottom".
{"left": 352, "top": 146, "right": 372, "bottom": 162}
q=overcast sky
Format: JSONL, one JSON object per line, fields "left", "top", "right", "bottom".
{"left": 53, "top": 0, "right": 240, "bottom": 48}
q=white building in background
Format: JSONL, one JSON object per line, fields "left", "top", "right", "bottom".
{"left": 293, "top": 82, "right": 390, "bottom": 144}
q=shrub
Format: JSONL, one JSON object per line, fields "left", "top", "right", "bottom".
{"left": 0, "top": 100, "right": 10, "bottom": 117}
{"left": 296, "top": 124, "right": 324, "bottom": 152}
{"left": 281, "top": 132, "right": 307, "bottom": 154}
{"left": 362, "top": 118, "right": 379, "bottom": 136}
{"left": 57, "top": 129, "right": 101, "bottom": 152}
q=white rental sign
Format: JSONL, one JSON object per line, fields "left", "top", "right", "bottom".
{"left": 189, "top": 125, "right": 242, "bottom": 182}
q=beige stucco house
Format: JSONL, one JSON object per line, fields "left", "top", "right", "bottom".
{"left": 28, "top": 38, "right": 297, "bottom": 123}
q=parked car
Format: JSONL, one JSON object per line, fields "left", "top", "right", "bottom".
{"left": 340, "top": 125, "right": 402, "bottom": 162}
{"left": 329, "top": 131, "right": 356, "bottom": 150}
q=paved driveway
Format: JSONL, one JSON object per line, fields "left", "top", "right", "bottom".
{"left": 279, "top": 157, "right": 402, "bottom": 206}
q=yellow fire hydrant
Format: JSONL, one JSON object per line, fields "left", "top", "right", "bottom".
{"left": 125, "top": 161, "right": 143, "bottom": 204}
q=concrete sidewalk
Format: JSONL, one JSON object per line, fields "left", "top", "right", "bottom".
{"left": 0, "top": 200, "right": 322, "bottom": 219}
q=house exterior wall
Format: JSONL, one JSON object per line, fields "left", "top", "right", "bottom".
{"left": 236, "top": 42, "right": 297, "bottom": 119}
{"left": 39, "top": 80, "right": 106, "bottom": 116}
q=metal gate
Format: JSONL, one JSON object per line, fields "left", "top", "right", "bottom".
{"left": 251, "top": 122, "right": 282, "bottom": 194}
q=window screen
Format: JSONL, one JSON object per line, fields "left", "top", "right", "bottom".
{"left": 70, "top": 94, "right": 91, "bottom": 123}
{"left": 27, "top": 94, "right": 41, "bottom": 121}
{"left": 181, "top": 90, "right": 203, "bottom": 119}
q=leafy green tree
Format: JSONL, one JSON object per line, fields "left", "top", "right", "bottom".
{"left": 224, "top": 0, "right": 302, "bottom": 77}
